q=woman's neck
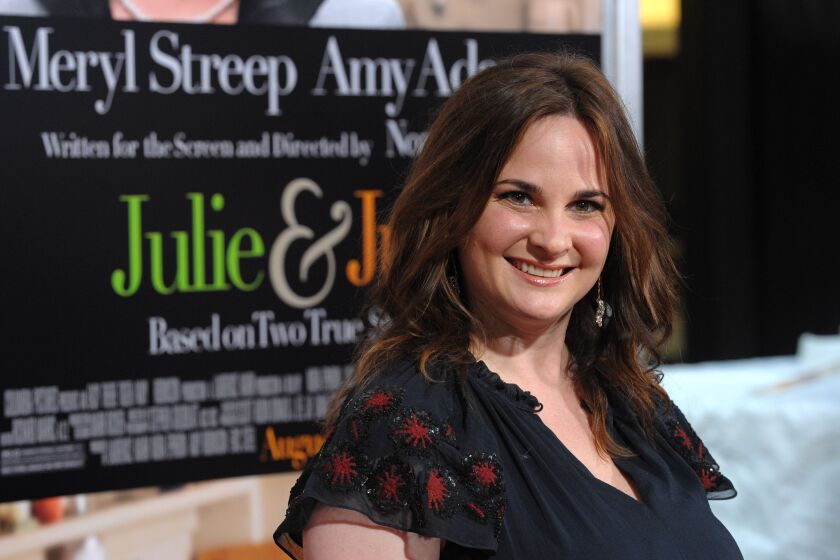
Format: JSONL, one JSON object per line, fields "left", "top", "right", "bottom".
{"left": 109, "top": 0, "right": 240, "bottom": 24}
{"left": 471, "top": 317, "right": 574, "bottom": 392}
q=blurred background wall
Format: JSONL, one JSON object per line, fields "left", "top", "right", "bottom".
{"left": 646, "top": 0, "right": 839, "bottom": 361}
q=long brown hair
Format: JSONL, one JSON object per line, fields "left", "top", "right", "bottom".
{"left": 326, "top": 52, "right": 679, "bottom": 457}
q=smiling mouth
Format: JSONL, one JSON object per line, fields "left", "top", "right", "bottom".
{"left": 506, "top": 258, "right": 574, "bottom": 278}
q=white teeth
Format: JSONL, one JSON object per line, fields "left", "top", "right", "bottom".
{"left": 512, "top": 260, "right": 567, "bottom": 278}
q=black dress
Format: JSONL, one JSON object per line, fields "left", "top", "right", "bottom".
{"left": 275, "top": 360, "right": 743, "bottom": 559}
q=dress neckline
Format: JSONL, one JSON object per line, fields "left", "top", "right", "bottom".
{"left": 470, "top": 359, "right": 648, "bottom": 506}
{"left": 470, "top": 359, "right": 544, "bottom": 412}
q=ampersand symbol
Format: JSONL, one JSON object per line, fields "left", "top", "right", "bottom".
{"left": 268, "top": 178, "right": 352, "bottom": 309}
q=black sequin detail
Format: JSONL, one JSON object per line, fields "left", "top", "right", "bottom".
{"left": 390, "top": 407, "right": 440, "bottom": 455}
{"left": 463, "top": 500, "right": 488, "bottom": 522}
{"left": 347, "top": 415, "right": 369, "bottom": 442}
{"left": 285, "top": 469, "right": 311, "bottom": 517}
{"left": 656, "top": 398, "right": 735, "bottom": 498}
{"left": 462, "top": 494, "right": 506, "bottom": 536}
{"left": 441, "top": 419, "right": 458, "bottom": 447}
{"left": 463, "top": 452, "right": 505, "bottom": 498}
{"left": 319, "top": 442, "right": 368, "bottom": 491}
{"left": 355, "top": 387, "right": 404, "bottom": 420}
{"left": 424, "top": 464, "right": 459, "bottom": 518}
{"left": 365, "top": 456, "right": 416, "bottom": 513}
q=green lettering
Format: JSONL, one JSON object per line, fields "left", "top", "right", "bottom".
{"left": 111, "top": 194, "right": 149, "bottom": 297}
{"left": 227, "top": 228, "right": 265, "bottom": 291}
{"left": 188, "top": 192, "right": 207, "bottom": 289}
{"left": 147, "top": 231, "right": 189, "bottom": 294}
{"left": 208, "top": 229, "right": 231, "bottom": 290}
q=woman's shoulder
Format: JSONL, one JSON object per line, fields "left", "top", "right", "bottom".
{"left": 275, "top": 358, "right": 506, "bottom": 558}
{"left": 650, "top": 394, "right": 737, "bottom": 500}
{"left": 608, "top": 383, "right": 737, "bottom": 500}
{"left": 324, "top": 358, "right": 501, "bottom": 487}
{"left": 346, "top": 358, "right": 470, "bottom": 424}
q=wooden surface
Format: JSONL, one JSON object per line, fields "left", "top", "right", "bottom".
{"left": 0, "top": 477, "right": 264, "bottom": 560}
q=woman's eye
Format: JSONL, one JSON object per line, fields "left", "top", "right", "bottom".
{"left": 572, "top": 200, "right": 604, "bottom": 213}
{"left": 499, "top": 191, "right": 533, "bottom": 205}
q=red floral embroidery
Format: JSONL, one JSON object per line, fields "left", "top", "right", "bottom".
{"left": 465, "top": 501, "right": 486, "bottom": 520}
{"left": 380, "top": 469, "right": 403, "bottom": 500}
{"left": 343, "top": 388, "right": 403, "bottom": 448}
{"left": 464, "top": 453, "right": 504, "bottom": 497}
{"left": 366, "top": 458, "right": 414, "bottom": 512}
{"left": 658, "top": 399, "right": 735, "bottom": 498}
{"left": 366, "top": 391, "right": 396, "bottom": 411}
{"left": 391, "top": 408, "right": 439, "bottom": 453}
{"left": 698, "top": 467, "right": 719, "bottom": 490}
{"left": 472, "top": 462, "right": 497, "bottom": 487}
{"left": 320, "top": 445, "right": 365, "bottom": 490}
{"left": 463, "top": 495, "right": 506, "bottom": 536}
{"left": 425, "top": 467, "right": 457, "bottom": 517}
{"left": 326, "top": 452, "right": 357, "bottom": 485}
{"left": 398, "top": 417, "right": 432, "bottom": 447}
{"left": 357, "top": 388, "right": 403, "bottom": 419}
{"left": 442, "top": 421, "right": 457, "bottom": 446}
{"left": 674, "top": 426, "right": 692, "bottom": 450}
{"left": 426, "top": 470, "right": 447, "bottom": 510}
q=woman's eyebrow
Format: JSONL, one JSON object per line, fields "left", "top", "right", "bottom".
{"left": 575, "top": 189, "right": 611, "bottom": 200}
{"left": 495, "top": 180, "right": 610, "bottom": 201}
{"left": 494, "top": 179, "right": 544, "bottom": 195}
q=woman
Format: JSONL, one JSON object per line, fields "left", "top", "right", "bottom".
{"left": 275, "top": 52, "right": 742, "bottom": 559}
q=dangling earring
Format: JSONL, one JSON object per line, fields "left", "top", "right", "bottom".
{"left": 595, "top": 277, "right": 612, "bottom": 328}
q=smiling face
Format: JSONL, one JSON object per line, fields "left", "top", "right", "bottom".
{"left": 458, "top": 115, "right": 614, "bottom": 335}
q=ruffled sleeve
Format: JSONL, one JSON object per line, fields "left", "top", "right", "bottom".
{"left": 274, "top": 361, "right": 506, "bottom": 558}
{"left": 653, "top": 397, "right": 737, "bottom": 500}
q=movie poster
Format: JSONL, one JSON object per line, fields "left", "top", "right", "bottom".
{"left": 0, "top": 14, "right": 597, "bottom": 501}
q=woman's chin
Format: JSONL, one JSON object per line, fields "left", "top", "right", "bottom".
{"left": 497, "top": 306, "right": 574, "bottom": 332}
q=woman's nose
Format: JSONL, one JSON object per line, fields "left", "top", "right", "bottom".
{"left": 527, "top": 212, "right": 572, "bottom": 258}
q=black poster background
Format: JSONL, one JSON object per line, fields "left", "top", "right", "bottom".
{"left": 0, "top": 15, "right": 598, "bottom": 502}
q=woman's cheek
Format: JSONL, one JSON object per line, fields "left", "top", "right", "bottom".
{"left": 575, "top": 222, "right": 612, "bottom": 262}
{"left": 498, "top": 213, "right": 532, "bottom": 240}
{"left": 473, "top": 208, "right": 530, "bottom": 247}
